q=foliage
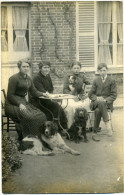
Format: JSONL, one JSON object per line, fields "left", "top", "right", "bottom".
{"left": 2, "top": 132, "right": 23, "bottom": 182}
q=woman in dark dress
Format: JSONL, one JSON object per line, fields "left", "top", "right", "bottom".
{"left": 5, "top": 58, "right": 47, "bottom": 140}
{"left": 30, "top": 61, "right": 68, "bottom": 133}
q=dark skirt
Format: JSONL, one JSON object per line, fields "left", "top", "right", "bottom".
{"left": 30, "top": 98, "right": 68, "bottom": 130}
{"left": 5, "top": 99, "right": 46, "bottom": 138}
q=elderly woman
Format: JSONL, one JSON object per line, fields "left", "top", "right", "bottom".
{"left": 63, "top": 61, "right": 90, "bottom": 128}
{"left": 5, "top": 58, "right": 47, "bottom": 140}
{"left": 30, "top": 61, "right": 68, "bottom": 133}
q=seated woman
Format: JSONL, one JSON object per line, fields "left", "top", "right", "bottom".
{"left": 5, "top": 58, "right": 47, "bottom": 141}
{"left": 63, "top": 61, "right": 91, "bottom": 128}
{"left": 30, "top": 61, "right": 68, "bottom": 133}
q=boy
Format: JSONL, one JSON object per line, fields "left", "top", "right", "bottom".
{"left": 88, "top": 63, "right": 117, "bottom": 137}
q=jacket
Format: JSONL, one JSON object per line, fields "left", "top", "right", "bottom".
{"left": 88, "top": 75, "right": 117, "bottom": 111}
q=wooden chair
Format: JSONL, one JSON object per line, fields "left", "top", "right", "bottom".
{"left": 1, "top": 89, "right": 19, "bottom": 132}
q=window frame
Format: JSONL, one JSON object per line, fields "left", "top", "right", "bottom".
{"left": 1, "top": 3, "right": 31, "bottom": 64}
{"left": 97, "top": 1, "right": 123, "bottom": 68}
{"left": 76, "top": 1, "right": 123, "bottom": 73}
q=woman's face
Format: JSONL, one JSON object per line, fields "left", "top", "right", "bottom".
{"left": 72, "top": 65, "right": 81, "bottom": 75}
{"left": 19, "top": 62, "right": 30, "bottom": 75}
{"left": 41, "top": 65, "right": 50, "bottom": 76}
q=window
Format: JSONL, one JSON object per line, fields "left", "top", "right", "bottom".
{"left": 97, "top": 1, "right": 123, "bottom": 67}
{"left": 76, "top": 1, "right": 123, "bottom": 71}
{"left": 1, "top": 3, "right": 30, "bottom": 63}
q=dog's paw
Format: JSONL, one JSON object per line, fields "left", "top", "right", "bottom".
{"left": 71, "top": 150, "right": 80, "bottom": 155}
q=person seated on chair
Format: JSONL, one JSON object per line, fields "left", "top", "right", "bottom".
{"left": 30, "top": 61, "right": 68, "bottom": 134}
{"left": 63, "top": 60, "right": 90, "bottom": 128}
{"left": 88, "top": 63, "right": 117, "bottom": 137}
{"left": 5, "top": 58, "right": 47, "bottom": 141}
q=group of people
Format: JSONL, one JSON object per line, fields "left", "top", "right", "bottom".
{"left": 5, "top": 58, "right": 117, "bottom": 142}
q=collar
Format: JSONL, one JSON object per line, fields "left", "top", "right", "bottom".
{"left": 101, "top": 75, "right": 107, "bottom": 81}
{"left": 19, "top": 72, "right": 28, "bottom": 79}
{"left": 39, "top": 71, "right": 48, "bottom": 78}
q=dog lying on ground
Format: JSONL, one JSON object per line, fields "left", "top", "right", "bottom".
{"left": 41, "top": 121, "right": 80, "bottom": 155}
{"left": 67, "top": 108, "right": 89, "bottom": 143}
{"left": 20, "top": 136, "right": 54, "bottom": 156}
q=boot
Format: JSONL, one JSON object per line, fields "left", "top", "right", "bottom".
{"left": 105, "top": 121, "right": 113, "bottom": 136}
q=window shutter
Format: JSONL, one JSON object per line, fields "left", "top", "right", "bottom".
{"left": 77, "top": 2, "right": 95, "bottom": 67}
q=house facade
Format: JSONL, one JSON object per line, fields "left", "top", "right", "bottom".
{"left": 1, "top": 1, "right": 123, "bottom": 94}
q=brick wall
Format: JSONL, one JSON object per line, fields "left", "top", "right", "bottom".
{"left": 31, "top": 1, "right": 76, "bottom": 93}
{"left": 30, "top": 2, "right": 123, "bottom": 94}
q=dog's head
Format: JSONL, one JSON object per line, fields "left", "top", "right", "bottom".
{"left": 69, "top": 75, "right": 76, "bottom": 84}
{"left": 41, "top": 121, "right": 58, "bottom": 138}
{"left": 74, "top": 108, "right": 88, "bottom": 122}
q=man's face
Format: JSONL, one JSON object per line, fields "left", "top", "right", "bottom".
{"left": 98, "top": 67, "right": 108, "bottom": 77}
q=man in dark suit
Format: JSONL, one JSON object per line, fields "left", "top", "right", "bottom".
{"left": 88, "top": 63, "right": 117, "bottom": 137}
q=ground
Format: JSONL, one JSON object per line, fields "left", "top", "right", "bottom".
{"left": 2, "top": 109, "right": 124, "bottom": 194}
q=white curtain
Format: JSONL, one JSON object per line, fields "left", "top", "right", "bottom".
{"left": 117, "top": 2, "right": 123, "bottom": 65}
{"left": 98, "top": 2, "right": 112, "bottom": 65}
{"left": 12, "top": 7, "right": 29, "bottom": 51}
{"left": 1, "top": 7, "right": 8, "bottom": 51}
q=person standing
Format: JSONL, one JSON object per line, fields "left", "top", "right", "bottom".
{"left": 88, "top": 63, "right": 117, "bottom": 137}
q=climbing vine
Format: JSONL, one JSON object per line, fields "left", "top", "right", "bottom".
{"left": 63, "top": 2, "right": 74, "bottom": 68}
{"left": 36, "top": 3, "right": 45, "bottom": 60}
{"left": 35, "top": 2, "right": 75, "bottom": 77}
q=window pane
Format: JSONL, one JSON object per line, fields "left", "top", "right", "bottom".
{"left": 117, "top": 2, "right": 123, "bottom": 65}
{"left": 97, "top": 2, "right": 113, "bottom": 65}
{"left": 1, "top": 7, "right": 8, "bottom": 51}
{"left": 12, "top": 6, "right": 29, "bottom": 51}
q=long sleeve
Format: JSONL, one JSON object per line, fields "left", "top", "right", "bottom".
{"left": 88, "top": 79, "right": 97, "bottom": 101}
{"left": 33, "top": 73, "right": 54, "bottom": 93}
{"left": 29, "top": 79, "right": 43, "bottom": 98}
{"left": 105, "top": 80, "right": 117, "bottom": 103}
{"left": 82, "top": 74, "right": 90, "bottom": 85}
{"left": 63, "top": 76, "right": 71, "bottom": 94}
{"left": 7, "top": 77, "right": 21, "bottom": 106}
{"left": 33, "top": 76, "right": 46, "bottom": 93}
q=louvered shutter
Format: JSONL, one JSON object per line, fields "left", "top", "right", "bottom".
{"left": 77, "top": 2, "right": 95, "bottom": 67}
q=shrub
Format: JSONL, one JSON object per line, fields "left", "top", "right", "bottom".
{"left": 2, "top": 132, "right": 23, "bottom": 182}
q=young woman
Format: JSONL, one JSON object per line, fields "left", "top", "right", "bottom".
{"left": 5, "top": 58, "right": 47, "bottom": 140}
{"left": 63, "top": 61, "right": 90, "bottom": 128}
{"left": 31, "top": 61, "right": 68, "bottom": 133}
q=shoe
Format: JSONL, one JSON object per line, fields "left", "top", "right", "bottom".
{"left": 108, "top": 130, "right": 113, "bottom": 137}
{"left": 92, "top": 134, "right": 100, "bottom": 141}
{"left": 93, "top": 127, "right": 101, "bottom": 133}
{"left": 97, "top": 127, "right": 102, "bottom": 132}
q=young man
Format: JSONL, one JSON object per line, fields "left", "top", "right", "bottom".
{"left": 88, "top": 63, "right": 117, "bottom": 137}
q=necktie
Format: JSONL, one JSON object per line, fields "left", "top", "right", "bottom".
{"left": 102, "top": 76, "right": 105, "bottom": 83}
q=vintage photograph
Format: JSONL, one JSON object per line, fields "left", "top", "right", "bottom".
{"left": 1, "top": 1, "right": 123, "bottom": 193}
